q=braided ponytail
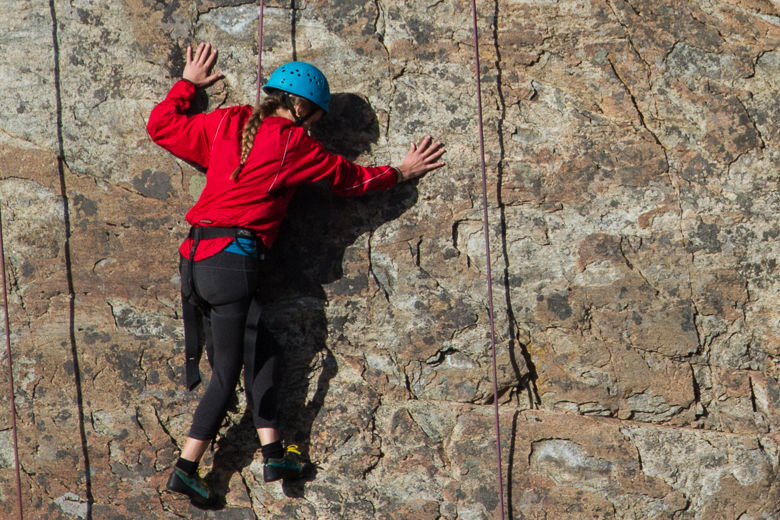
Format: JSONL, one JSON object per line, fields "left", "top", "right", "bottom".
{"left": 231, "top": 94, "right": 284, "bottom": 181}
{"left": 230, "top": 107, "right": 262, "bottom": 181}
{"left": 230, "top": 92, "right": 318, "bottom": 181}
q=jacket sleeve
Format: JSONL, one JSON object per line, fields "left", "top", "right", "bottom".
{"left": 146, "top": 80, "right": 228, "bottom": 168}
{"left": 277, "top": 129, "right": 398, "bottom": 196}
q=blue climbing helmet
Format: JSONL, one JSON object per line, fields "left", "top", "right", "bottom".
{"left": 263, "top": 61, "right": 330, "bottom": 113}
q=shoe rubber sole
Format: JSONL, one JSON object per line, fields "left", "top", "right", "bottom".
{"left": 166, "top": 468, "right": 220, "bottom": 507}
{"left": 263, "top": 460, "right": 312, "bottom": 482}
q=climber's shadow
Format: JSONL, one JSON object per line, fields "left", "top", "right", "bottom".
{"left": 206, "top": 93, "right": 419, "bottom": 500}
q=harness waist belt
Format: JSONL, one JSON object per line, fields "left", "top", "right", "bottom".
{"left": 189, "top": 226, "right": 259, "bottom": 242}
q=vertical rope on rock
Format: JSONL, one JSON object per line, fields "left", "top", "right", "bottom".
{"left": 469, "top": 1, "right": 507, "bottom": 519}
{"left": 0, "top": 206, "right": 23, "bottom": 520}
{"left": 256, "top": 0, "right": 265, "bottom": 106}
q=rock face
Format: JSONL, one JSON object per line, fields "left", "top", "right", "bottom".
{"left": 1, "top": 0, "right": 779, "bottom": 518}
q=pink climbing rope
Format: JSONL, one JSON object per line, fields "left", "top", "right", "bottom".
{"left": 0, "top": 206, "right": 24, "bottom": 520}
{"left": 256, "top": 0, "right": 265, "bottom": 105}
{"left": 469, "top": 1, "right": 507, "bottom": 519}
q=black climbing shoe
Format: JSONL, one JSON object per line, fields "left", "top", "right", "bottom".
{"left": 263, "top": 444, "right": 312, "bottom": 482}
{"left": 166, "top": 467, "right": 220, "bottom": 508}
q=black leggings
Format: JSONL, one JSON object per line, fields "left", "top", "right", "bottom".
{"left": 180, "top": 251, "right": 279, "bottom": 440}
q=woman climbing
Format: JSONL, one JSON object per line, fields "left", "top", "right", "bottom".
{"left": 146, "top": 42, "right": 445, "bottom": 507}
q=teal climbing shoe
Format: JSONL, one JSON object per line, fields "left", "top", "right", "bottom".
{"left": 166, "top": 467, "right": 220, "bottom": 507}
{"left": 263, "top": 444, "right": 312, "bottom": 482}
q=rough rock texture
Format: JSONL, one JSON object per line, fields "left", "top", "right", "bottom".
{"left": 1, "top": 0, "right": 779, "bottom": 518}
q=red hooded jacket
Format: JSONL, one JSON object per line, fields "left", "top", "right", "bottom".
{"left": 147, "top": 80, "right": 398, "bottom": 260}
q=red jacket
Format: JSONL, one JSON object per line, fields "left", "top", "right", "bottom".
{"left": 147, "top": 80, "right": 398, "bottom": 260}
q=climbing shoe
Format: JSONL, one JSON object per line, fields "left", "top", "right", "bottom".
{"left": 166, "top": 467, "right": 220, "bottom": 508}
{"left": 263, "top": 444, "right": 312, "bottom": 482}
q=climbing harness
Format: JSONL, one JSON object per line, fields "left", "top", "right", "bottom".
{"left": 469, "top": 1, "right": 507, "bottom": 519}
{"left": 0, "top": 205, "right": 24, "bottom": 520}
{"left": 181, "top": 226, "right": 266, "bottom": 390}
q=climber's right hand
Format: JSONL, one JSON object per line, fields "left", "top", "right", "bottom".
{"left": 182, "top": 42, "right": 223, "bottom": 88}
{"left": 395, "top": 136, "right": 446, "bottom": 182}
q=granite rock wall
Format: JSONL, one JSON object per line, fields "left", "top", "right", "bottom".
{"left": 1, "top": 0, "right": 779, "bottom": 518}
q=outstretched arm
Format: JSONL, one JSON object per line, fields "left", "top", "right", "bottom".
{"left": 146, "top": 42, "right": 227, "bottom": 167}
{"left": 395, "top": 136, "right": 446, "bottom": 182}
{"left": 182, "top": 42, "right": 223, "bottom": 88}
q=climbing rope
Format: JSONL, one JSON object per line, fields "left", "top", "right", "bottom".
{"left": 255, "top": 0, "right": 265, "bottom": 105}
{"left": 0, "top": 205, "right": 24, "bottom": 520}
{"left": 469, "top": 1, "right": 507, "bottom": 519}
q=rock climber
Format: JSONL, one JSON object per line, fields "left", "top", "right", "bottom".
{"left": 146, "top": 42, "right": 445, "bottom": 507}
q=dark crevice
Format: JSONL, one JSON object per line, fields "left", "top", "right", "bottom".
{"left": 748, "top": 375, "right": 758, "bottom": 413}
{"left": 619, "top": 236, "right": 660, "bottom": 296}
{"left": 606, "top": 0, "right": 651, "bottom": 70}
{"left": 372, "top": 0, "right": 390, "bottom": 58}
{"left": 606, "top": 57, "right": 659, "bottom": 148}
{"left": 506, "top": 411, "right": 520, "bottom": 520}
{"left": 733, "top": 94, "right": 767, "bottom": 151}
{"left": 691, "top": 366, "right": 707, "bottom": 418}
{"left": 491, "top": 0, "right": 540, "bottom": 410}
{"left": 367, "top": 232, "right": 391, "bottom": 303}
{"left": 413, "top": 236, "right": 422, "bottom": 267}
{"left": 49, "top": 1, "right": 94, "bottom": 517}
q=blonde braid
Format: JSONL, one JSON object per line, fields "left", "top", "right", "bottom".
{"left": 230, "top": 109, "right": 261, "bottom": 181}
{"left": 230, "top": 95, "right": 286, "bottom": 181}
